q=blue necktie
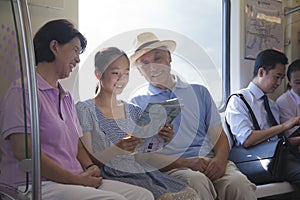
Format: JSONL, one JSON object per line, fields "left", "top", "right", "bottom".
{"left": 262, "top": 95, "right": 278, "bottom": 126}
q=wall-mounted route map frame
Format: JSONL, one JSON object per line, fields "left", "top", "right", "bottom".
{"left": 244, "top": 0, "right": 283, "bottom": 60}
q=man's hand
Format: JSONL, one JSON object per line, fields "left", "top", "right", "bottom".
{"left": 203, "top": 157, "right": 227, "bottom": 181}
{"left": 186, "top": 157, "right": 227, "bottom": 181}
{"left": 283, "top": 116, "right": 300, "bottom": 131}
{"left": 186, "top": 157, "right": 209, "bottom": 172}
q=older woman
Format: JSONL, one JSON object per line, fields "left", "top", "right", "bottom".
{"left": 0, "top": 19, "right": 153, "bottom": 200}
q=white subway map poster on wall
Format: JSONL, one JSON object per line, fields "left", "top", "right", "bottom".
{"left": 245, "top": 0, "right": 282, "bottom": 60}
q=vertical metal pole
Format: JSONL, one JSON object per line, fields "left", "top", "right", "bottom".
{"left": 220, "top": 0, "right": 231, "bottom": 111}
{"left": 15, "top": 0, "right": 41, "bottom": 199}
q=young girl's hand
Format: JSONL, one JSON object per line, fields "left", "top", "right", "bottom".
{"left": 116, "top": 135, "right": 140, "bottom": 152}
{"left": 159, "top": 124, "right": 174, "bottom": 142}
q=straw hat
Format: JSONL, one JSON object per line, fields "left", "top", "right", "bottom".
{"left": 130, "top": 32, "right": 176, "bottom": 64}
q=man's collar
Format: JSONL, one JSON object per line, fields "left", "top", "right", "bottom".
{"left": 147, "top": 75, "right": 188, "bottom": 95}
{"left": 248, "top": 82, "right": 265, "bottom": 99}
{"left": 174, "top": 75, "right": 189, "bottom": 88}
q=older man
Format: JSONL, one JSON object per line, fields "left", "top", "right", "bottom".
{"left": 130, "top": 32, "right": 256, "bottom": 200}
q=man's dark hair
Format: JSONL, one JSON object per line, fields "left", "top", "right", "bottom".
{"left": 253, "top": 49, "right": 288, "bottom": 77}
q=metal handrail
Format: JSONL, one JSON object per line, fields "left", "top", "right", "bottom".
{"left": 285, "top": 5, "right": 300, "bottom": 16}
{"left": 16, "top": 0, "right": 41, "bottom": 199}
{"left": 219, "top": 0, "right": 231, "bottom": 112}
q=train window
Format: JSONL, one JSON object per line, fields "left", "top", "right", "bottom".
{"left": 78, "top": 0, "right": 224, "bottom": 107}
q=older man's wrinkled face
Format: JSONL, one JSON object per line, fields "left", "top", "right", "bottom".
{"left": 136, "top": 48, "right": 172, "bottom": 88}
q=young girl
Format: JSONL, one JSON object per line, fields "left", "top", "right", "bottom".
{"left": 75, "top": 47, "right": 198, "bottom": 200}
{"left": 276, "top": 59, "right": 300, "bottom": 137}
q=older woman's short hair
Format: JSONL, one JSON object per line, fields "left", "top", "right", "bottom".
{"left": 33, "top": 19, "right": 87, "bottom": 65}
